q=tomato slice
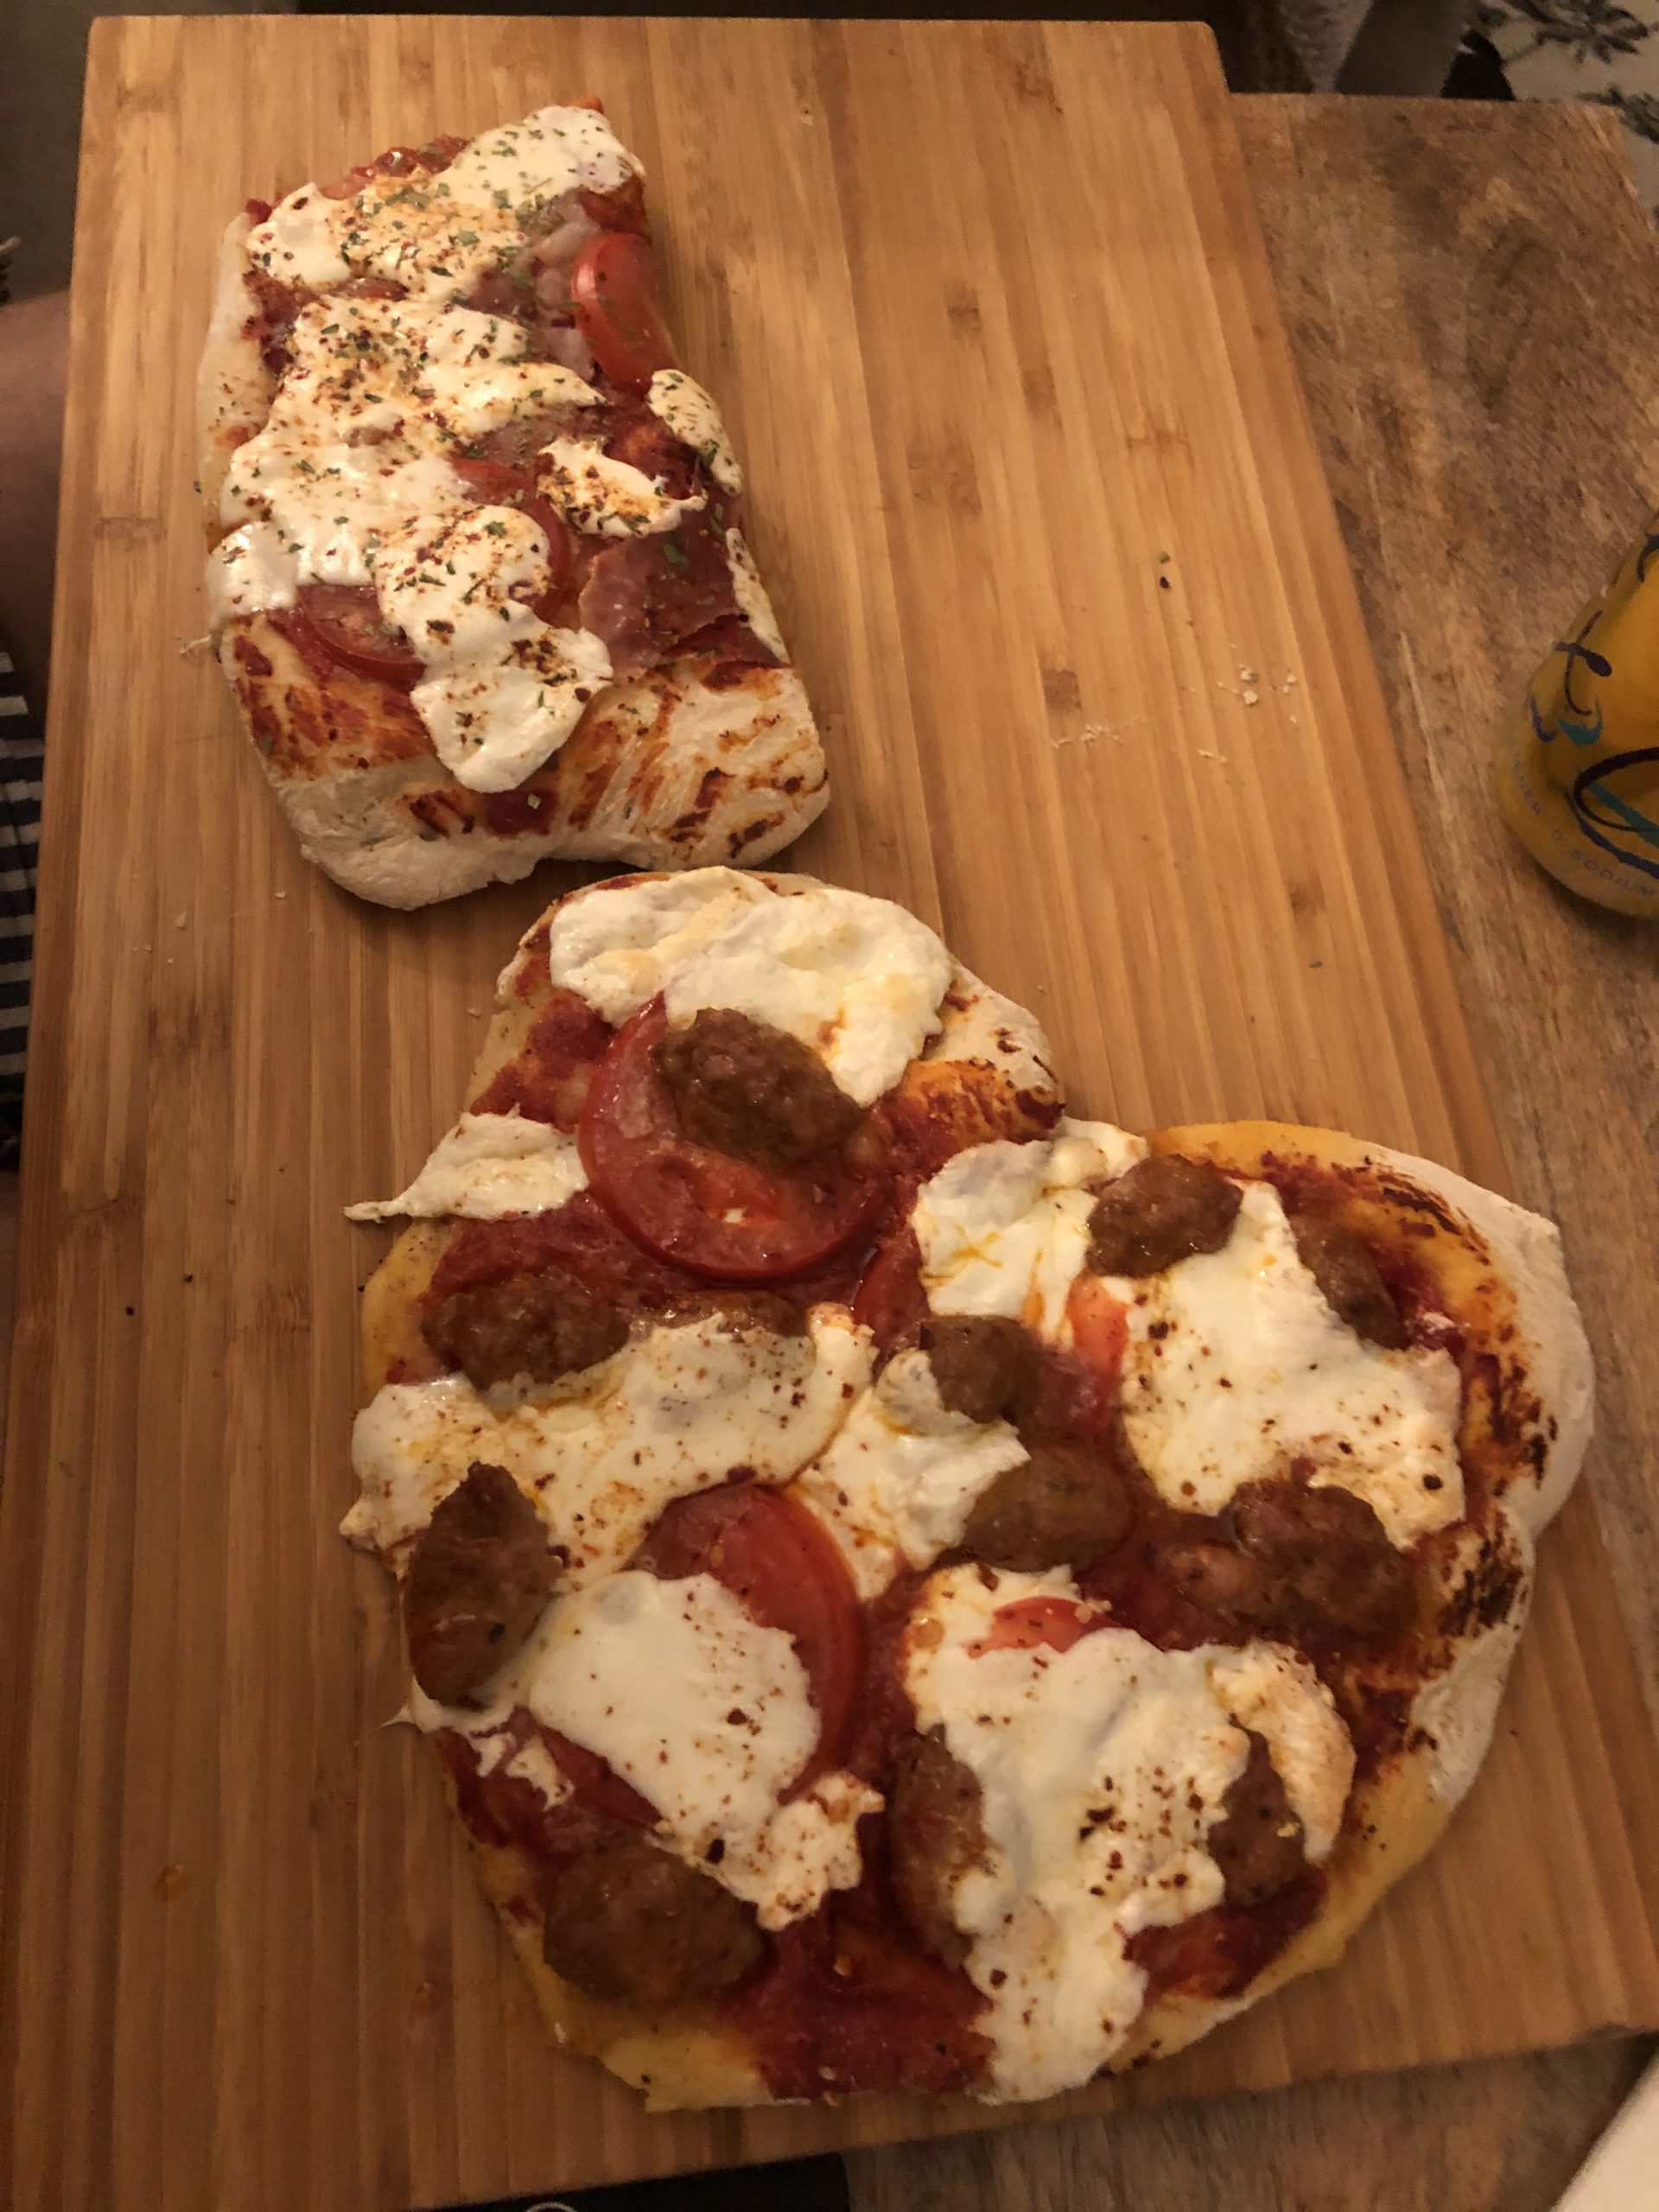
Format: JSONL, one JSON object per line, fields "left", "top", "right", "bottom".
{"left": 294, "top": 582, "right": 423, "bottom": 687}
{"left": 968, "top": 1595, "right": 1100, "bottom": 1658}
{"left": 851, "top": 1229, "right": 928, "bottom": 1351}
{"left": 635, "top": 1484, "right": 864, "bottom": 1790}
{"left": 579, "top": 997, "right": 882, "bottom": 1283}
{"left": 570, "top": 233, "right": 677, "bottom": 397}
{"left": 448, "top": 458, "right": 574, "bottom": 597}
{"left": 540, "top": 1724, "right": 659, "bottom": 1827}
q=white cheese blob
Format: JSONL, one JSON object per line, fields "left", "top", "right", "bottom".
{"left": 207, "top": 520, "right": 298, "bottom": 624}
{"left": 245, "top": 185, "right": 351, "bottom": 289}
{"left": 523, "top": 1570, "right": 878, "bottom": 1928}
{"left": 344, "top": 1113, "right": 588, "bottom": 1222}
{"left": 344, "top": 1308, "right": 873, "bottom": 1584}
{"left": 792, "top": 1350, "right": 1027, "bottom": 1599}
{"left": 547, "top": 867, "right": 776, "bottom": 1024}
{"left": 724, "top": 530, "right": 787, "bottom": 660}
{"left": 210, "top": 294, "right": 612, "bottom": 785}
{"left": 1205, "top": 1643, "right": 1353, "bottom": 1858}
{"left": 1115, "top": 1180, "right": 1463, "bottom": 1547}
{"left": 539, "top": 437, "right": 706, "bottom": 538}
{"left": 547, "top": 870, "right": 953, "bottom": 1107}
{"left": 648, "top": 370, "right": 742, "bottom": 493}
{"left": 912, "top": 1119, "right": 1147, "bottom": 1338}
{"left": 905, "top": 1565, "right": 1353, "bottom": 2101}
{"left": 246, "top": 105, "right": 639, "bottom": 305}
{"left": 403, "top": 1674, "right": 574, "bottom": 1814}
{"left": 441, "top": 105, "right": 639, "bottom": 221}
{"left": 660, "top": 884, "right": 952, "bottom": 1108}
{"left": 374, "top": 505, "right": 613, "bottom": 791}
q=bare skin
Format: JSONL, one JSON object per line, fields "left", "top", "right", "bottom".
{"left": 0, "top": 290, "right": 69, "bottom": 710}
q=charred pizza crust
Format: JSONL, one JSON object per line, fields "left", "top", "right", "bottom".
{"left": 348, "top": 890, "right": 1591, "bottom": 2111}
{"left": 199, "top": 134, "right": 828, "bottom": 906}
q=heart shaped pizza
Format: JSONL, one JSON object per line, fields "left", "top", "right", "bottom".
{"left": 345, "top": 868, "right": 1592, "bottom": 2107}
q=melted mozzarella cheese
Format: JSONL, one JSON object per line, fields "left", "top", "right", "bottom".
{"left": 211, "top": 295, "right": 611, "bottom": 787}
{"left": 1115, "top": 1180, "right": 1463, "bottom": 1547}
{"left": 374, "top": 506, "right": 613, "bottom": 790}
{"left": 648, "top": 370, "right": 742, "bottom": 493}
{"left": 660, "top": 884, "right": 952, "bottom": 1108}
{"left": 207, "top": 519, "right": 298, "bottom": 624}
{"left": 403, "top": 1673, "right": 574, "bottom": 1813}
{"left": 245, "top": 105, "right": 639, "bottom": 305}
{"left": 792, "top": 1350, "right": 1027, "bottom": 1598}
{"left": 547, "top": 870, "right": 952, "bottom": 1106}
{"left": 539, "top": 437, "right": 706, "bottom": 537}
{"left": 523, "top": 1571, "right": 878, "bottom": 1929}
{"left": 547, "top": 867, "right": 776, "bottom": 1023}
{"left": 345, "top": 1113, "right": 588, "bottom": 1222}
{"left": 905, "top": 1565, "right": 1353, "bottom": 2101}
{"left": 724, "top": 531, "right": 786, "bottom": 659}
{"left": 344, "top": 1308, "right": 872, "bottom": 1583}
{"left": 912, "top": 1120, "right": 1147, "bottom": 1338}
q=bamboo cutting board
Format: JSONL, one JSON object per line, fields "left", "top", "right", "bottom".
{"left": 3, "top": 16, "right": 1657, "bottom": 2209}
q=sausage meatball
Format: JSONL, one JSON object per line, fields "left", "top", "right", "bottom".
{"left": 889, "top": 1730, "right": 988, "bottom": 1968}
{"left": 422, "top": 1267, "right": 627, "bottom": 1392}
{"left": 541, "top": 1830, "right": 763, "bottom": 2006}
{"left": 1086, "top": 1155, "right": 1243, "bottom": 1278}
{"left": 918, "top": 1313, "right": 1039, "bottom": 1427}
{"left": 1166, "top": 1476, "right": 1415, "bottom": 1642}
{"left": 960, "top": 1440, "right": 1132, "bottom": 1573}
{"left": 1289, "top": 1212, "right": 1408, "bottom": 1349}
{"left": 654, "top": 1006, "right": 864, "bottom": 1167}
{"left": 404, "top": 1461, "right": 556, "bottom": 1705}
{"left": 1206, "top": 1730, "right": 1307, "bottom": 1909}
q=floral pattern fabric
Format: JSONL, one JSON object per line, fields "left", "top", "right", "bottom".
{"left": 1479, "top": 0, "right": 1659, "bottom": 211}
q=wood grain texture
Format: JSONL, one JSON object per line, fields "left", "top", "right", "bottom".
{"left": 3, "top": 26, "right": 1656, "bottom": 2210}
{"left": 853, "top": 89, "right": 1659, "bottom": 2212}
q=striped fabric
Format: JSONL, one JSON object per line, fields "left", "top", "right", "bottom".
{"left": 0, "top": 644, "right": 41, "bottom": 1165}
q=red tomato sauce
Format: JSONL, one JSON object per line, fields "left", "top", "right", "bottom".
{"left": 1126, "top": 1867, "right": 1325, "bottom": 2004}
{"left": 720, "top": 1835, "right": 990, "bottom": 2099}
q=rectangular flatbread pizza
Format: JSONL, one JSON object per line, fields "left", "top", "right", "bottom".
{"left": 198, "top": 104, "right": 826, "bottom": 906}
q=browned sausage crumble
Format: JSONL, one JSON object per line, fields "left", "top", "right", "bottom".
{"left": 960, "top": 1440, "right": 1133, "bottom": 1573}
{"left": 423, "top": 1267, "right": 629, "bottom": 1391}
{"left": 919, "top": 1313, "right": 1039, "bottom": 1427}
{"left": 888, "top": 1730, "right": 988, "bottom": 1968}
{"left": 1205, "top": 1731, "right": 1307, "bottom": 1909}
{"left": 1289, "top": 1213, "right": 1408, "bottom": 1349}
{"left": 1165, "top": 1476, "right": 1416, "bottom": 1643}
{"left": 654, "top": 1006, "right": 865, "bottom": 1168}
{"left": 404, "top": 1462, "right": 556, "bottom": 1704}
{"left": 541, "top": 1829, "right": 764, "bottom": 2005}
{"left": 1086, "top": 1155, "right": 1243, "bottom": 1278}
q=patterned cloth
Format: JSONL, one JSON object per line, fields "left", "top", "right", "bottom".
{"left": 1478, "top": 0, "right": 1659, "bottom": 210}
{"left": 0, "top": 645, "right": 41, "bottom": 1165}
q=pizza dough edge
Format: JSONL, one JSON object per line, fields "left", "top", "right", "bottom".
{"left": 216, "top": 618, "right": 830, "bottom": 908}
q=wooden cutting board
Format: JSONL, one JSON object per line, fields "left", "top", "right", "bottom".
{"left": 3, "top": 16, "right": 1656, "bottom": 2209}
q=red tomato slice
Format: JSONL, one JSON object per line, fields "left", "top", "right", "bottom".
{"left": 635, "top": 1484, "right": 865, "bottom": 1790}
{"left": 294, "top": 582, "right": 423, "bottom": 687}
{"left": 448, "top": 458, "right": 574, "bottom": 594}
{"left": 570, "top": 233, "right": 677, "bottom": 397}
{"left": 968, "top": 1595, "right": 1100, "bottom": 1658}
{"left": 539, "top": 1724, "right": 659, "bottom": 1828}
{"left": 851, "top": 1229, "right": 928, "bottom": 1351}
{"left": 578, "top": 997, "right": 882, "bottom": 1283}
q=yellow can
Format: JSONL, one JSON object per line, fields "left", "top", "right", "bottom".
{"left": 1495, "top": 518, "right": 1659, "bottom": 918}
